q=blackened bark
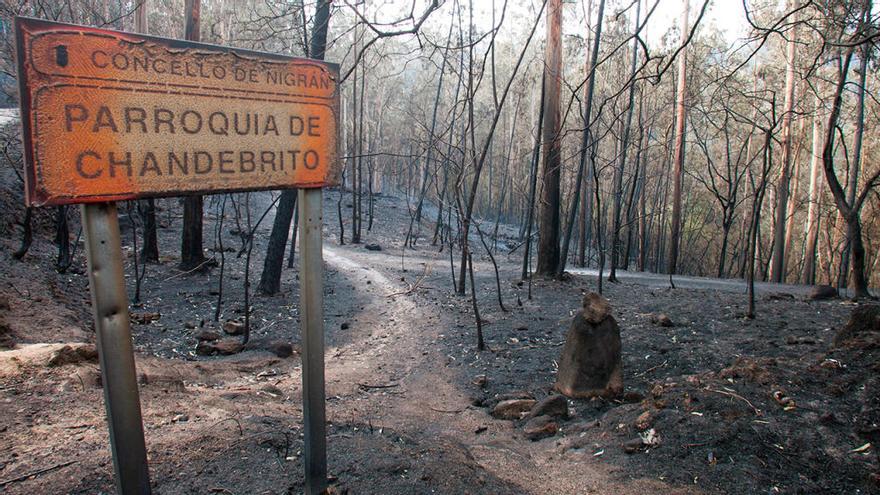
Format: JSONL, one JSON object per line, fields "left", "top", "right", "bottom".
{"left": 258, "top": 0, "right": 332, "bottom": 285}
{"left": 536, "top": 0, "right": 563, "bottom": 276}
{"left": 55, "top": 206, "right": 71, "bottom": 272}
{"left": 140, "top": 199, "right": 159, "bottom": 263}
{"left": 12, "top": 208, "right": 32, "bottom": 260}
{"left": 180, "top": 196, "right": 206, "bottom": 270}
{"left": 259, "top": 191, "right": 296, "bottom": 295}
{"left": 521, "top": 74, "right": 546, "bottom": 280}
{"left": 180, "top": 0, "right": 205, "bottom": 271}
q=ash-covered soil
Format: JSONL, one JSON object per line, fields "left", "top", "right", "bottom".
{"left": 0, "top": 186, "right": 877, "bottom": 494}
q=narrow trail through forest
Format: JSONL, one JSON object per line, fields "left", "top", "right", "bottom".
{"left": 316, "top": 242, "right": 701, "bottom": 494}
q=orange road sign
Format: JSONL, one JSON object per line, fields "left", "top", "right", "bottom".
{"left": 15, "top": 17, "right": 340, "bottom": 206}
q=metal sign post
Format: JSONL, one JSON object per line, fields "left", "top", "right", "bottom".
{"left": 15, "top": 17, "right": 340, "bottom": 494}
{"left": 298, "top": 188, "right": 326, "bottom": 494}
{"left": 81, "top": 202, "right": 152, "bottom": 494}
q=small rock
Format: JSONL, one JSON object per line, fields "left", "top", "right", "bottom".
{"left": 131, "top": 312, "right": 161, "bottom": 324}
{"left": 622, "top": 438, "right": 646, "bottom": 454}
{"left": 650, "top": 384, "right": 664, "bottom": 398}
{"left": 485, "top": 390, "right": 534, "bottom": 409}
{"left": 223, "top": 320, "right": 245, "bottom": 336}
{"left": 472, "top": 375, "right": 488, "bottom": 388}
{"left": 261, "top": 384, "right": 285, "bottom": 398}
{"left": 765, "top": 293, "right": 795, "bottom": 301}
{"left": 340, "top": 322, "right": 350, "bottom": 330}
{"left": 529, "top": 395, "right": 569, "bottom": 420}
{"left": 196, "top": 339, "right": 243, "bottom": 356}
{"left": 267, "top": 340, "right": 295, "bottom": 358}
{"left": 184, "top": 321, "right": 197, "bottom": 329}
{"left": 195, "top": 330, "right": 221, "bottom": 342}
{"left": 172, "top": 414, "right": 189, "bottom": 423}
{"left": 47, "top": 344, "right": 98, "bottom": 367}
{"left": 214, "top": 340, "right": 244, "bottom": 355}
{"left": 650, "top": 313, "right": 674, "bottom": 327}
{"left": 809, "top": 285, "right": 838, "bottom": 301}
{"left": 522, "top": 415, "right": 558, "bottom": 441}
{"left": 622, "top": 391, "right": 644, "bottom": 403}
{"left": 474, "top": 425, "right": 488, "bottom": 434}
{"left": 491, "top": 399, "right": 537, "bottom": 420}
{"left": 196, "top": 341, "right": 214, "bottom": 356}
{"left": 635, "top": 410, "right": 653, "bottom": 430}
{"left": 365, "top": 244, "right": 382, "bottom": 251}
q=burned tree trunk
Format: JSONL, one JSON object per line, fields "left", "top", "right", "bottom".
{"left": 521, "top": 73, "right": 546, "bottom": 280}
{"left": 536, "top": 0, "right": 563, "bottom": 276}
{"left": 557, "top": 0, "right": 607, "bottom": 279}
{"left": 12, "top": 208, "right": 32, "bottom": 260}
{"left": 180, "top": 0, "right": 206, "bottom": 271}
{"left": 55, "top": 206, "right": 71, "bottom": 272}
{"left": 257, "top": 0, "right": 332, "bottom": 284}
{"left": 135, "top": 0, "right": 158, "bottom": 264}
{"left": 667, "top": 0, "right": 689, "bottom": 278}
{"left": 770, "top": 2, "right": 798, "bottom": 283}
{"left": 258, "top": 192, "right": 297, "bottom": 295}
{"left": 608, "top": 0, "right": 639, "bottom": 282}
{"left": 821, "top": 45, "right": 876, "bottom": 299}
{"left": 837, "top": 40, "right": 868, "bottom": 290}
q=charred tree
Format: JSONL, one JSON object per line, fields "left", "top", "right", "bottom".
{"left": 821, "top": 41, "right": 877, "bottom": 299}
{"left": 667, "top": 0, "right": 689, "bottom": 280}
{"left": 55, "top": 206, "right": 71, "bottom": 272}
{"left": 180, "top": 0, "right": 206, "bottom": 271}
{"left": 608, "top": 0, "right": 639, "bottom": 282}
{"left": 257, "top": 0, "right": 331, "bottom": 289}
{"left": 521, "top": 73, "right": 546, "bottom": 280}
{"left": 769, "top": 1, "right": 798, "bottom": 283}
{"left": 536, "top": 0, "right": 563, "bottom": 277}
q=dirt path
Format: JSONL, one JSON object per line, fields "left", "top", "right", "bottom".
{"left": 316, "top": 244, "right": 701, "bottom": 494}
{"left": 569, "top": 267, "right": 821, "bottom": 297}
{"left": 324, "top": 247, "right": 478, "bottom": 442}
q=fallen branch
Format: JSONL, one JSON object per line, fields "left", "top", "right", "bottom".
{"left": 358, "top": 382, "right": 399, "bottom": 390}
{"left": 209, "top": 416, "right": 244, "bottom": 436}
{"left": 705, "top": 387, "right": 762, "bottom": 416}
{"left": 162, "top": 257, "right": 216, "bottom": 282}
{"left": 0, "top": 460, "right": 76, "bottom": 487}
{"left": 635, "top": 359, "right": 669, "bottom": 377}
{"left": 387, "top": 257, "right": 435, "bottom": 298}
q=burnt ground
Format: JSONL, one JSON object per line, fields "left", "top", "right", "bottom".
{"left": 0, "top": 184, "right": 878, "bottom": 495}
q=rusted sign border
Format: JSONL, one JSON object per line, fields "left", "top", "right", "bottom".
{"left": 15, "top": 16, "right": 341, "bottom": 206}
